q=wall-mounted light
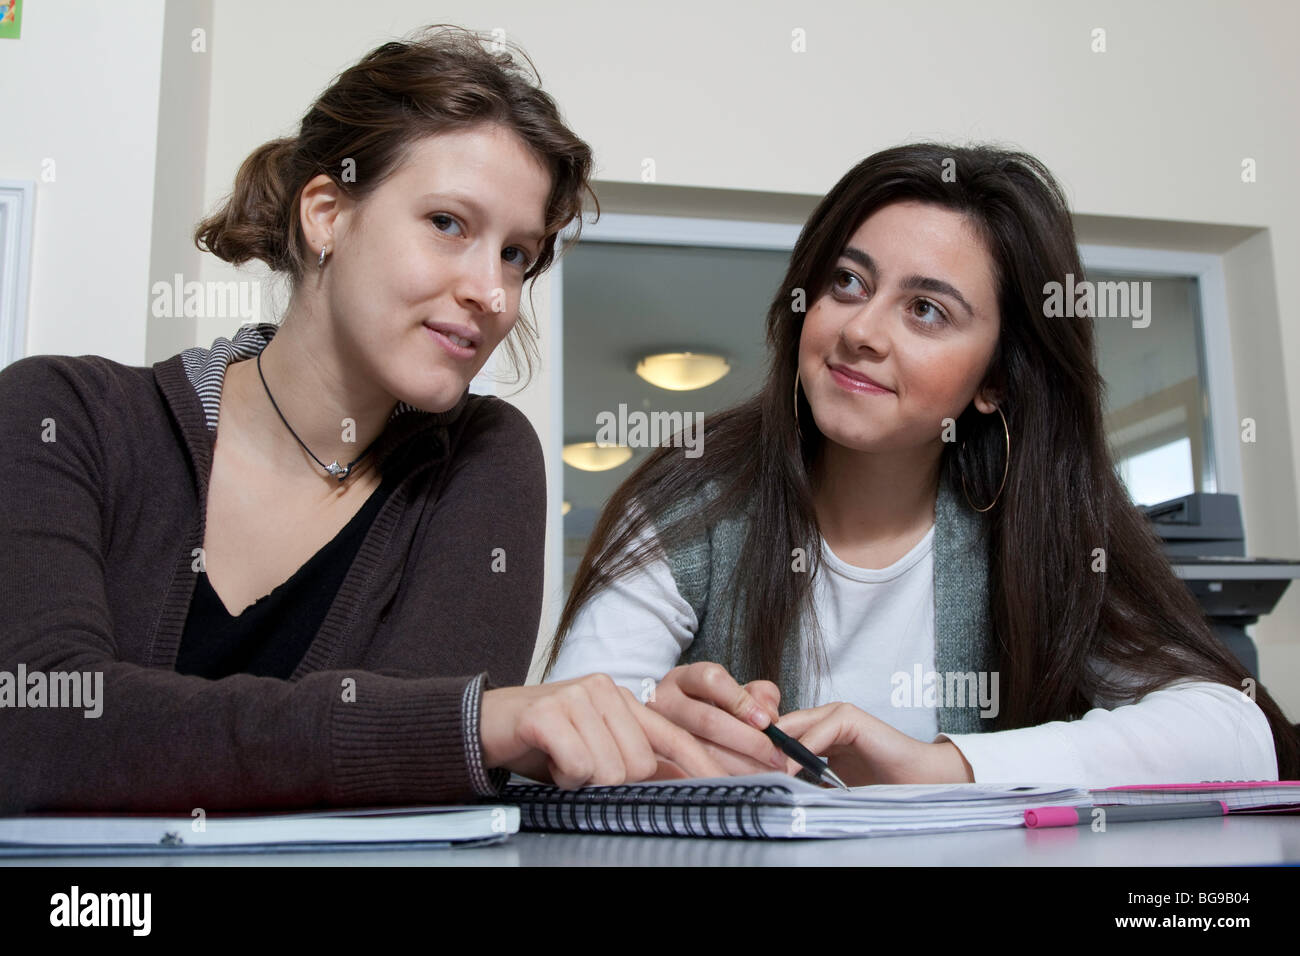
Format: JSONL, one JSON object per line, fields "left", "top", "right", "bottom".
{"left": 562, "top": 442, "right": 633, "bottom": 472}
{"left": 635, "top": 352, "right": 729, "bottom": 391}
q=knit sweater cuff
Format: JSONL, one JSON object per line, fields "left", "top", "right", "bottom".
{"left": 330, "top": 673, "right": 490, "bottom": 804}
{"left": 471, "top": 673, "right": 514, "bottom": 797}
{"left": 461, "top": 673, "right": 502, "bottom": 797}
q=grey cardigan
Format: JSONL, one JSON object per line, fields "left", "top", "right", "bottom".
{"left": 659, "top": 475, "right": 998, "bottom": 735}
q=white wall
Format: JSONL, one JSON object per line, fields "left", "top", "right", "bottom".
{"left": 0, "top": 0, "right": 166, "bottom": 363}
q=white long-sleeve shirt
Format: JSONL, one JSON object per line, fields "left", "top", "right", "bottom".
{"left": 547, "top": 521, "right": 1278, "bottom": 787}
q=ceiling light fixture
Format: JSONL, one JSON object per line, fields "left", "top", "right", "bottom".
{"left": 635, "top": 352, "right": 730, "bottom": 391}
{"left": 562, "top": 442, "right": 633, "bottom": 472}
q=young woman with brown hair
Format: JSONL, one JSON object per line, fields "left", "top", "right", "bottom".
{"left": 0, "top": 25, "right": 721, "bottom": 813}
{"left": 545, "top": 143, "right": 1298, "bottom": 787}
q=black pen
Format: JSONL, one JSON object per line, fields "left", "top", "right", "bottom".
{"left": 762, "top": 722, "right": 851, "bottom": 790}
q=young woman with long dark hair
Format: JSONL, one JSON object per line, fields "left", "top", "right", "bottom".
{"left": 0, "top": 25, "right": 721, "bottom": 813}
{"left": 545, "top": 143, "right": 1297, "bottom": 786}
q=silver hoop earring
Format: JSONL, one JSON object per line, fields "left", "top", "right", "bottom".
{"left": 318, "top": 245, "right": 329, "bottom": 268}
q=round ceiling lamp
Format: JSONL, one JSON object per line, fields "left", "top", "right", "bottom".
{"left": 635, "top": 352, "right": 730, "bottom": 391}
{"left": 562, "top": 442, "right": 634, "bottom": 472}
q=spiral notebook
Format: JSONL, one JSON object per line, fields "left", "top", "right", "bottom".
{"left": 500, "top": 773, "right": 1091, "bottom": 839}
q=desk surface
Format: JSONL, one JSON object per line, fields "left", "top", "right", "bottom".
{"left": 6, "top": 816, "right": 1299, "bottom": 866}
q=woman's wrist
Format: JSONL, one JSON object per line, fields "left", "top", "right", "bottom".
{"left": 479, "top": 686, "right": 515, "bottom": 769}
{"left": 927, "top": 739, "right": 975, "bottom": 783}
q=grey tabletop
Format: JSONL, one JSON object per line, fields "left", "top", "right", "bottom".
{"left": 5, "top": 816, "right": 1299, "bottom": 866}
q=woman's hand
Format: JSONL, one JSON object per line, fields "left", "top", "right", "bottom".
{"left": 774, "top": 702, "right": 975, "bottom": 785}
{"left": 480, "top": 674, "right": 726, "bottom": 788}
{"left": 644, "top": 662, "right": 790, "bottom": 776}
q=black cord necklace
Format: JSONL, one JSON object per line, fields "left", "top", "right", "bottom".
{"left": 256, "top": 350, "right": 382, "bottom": 482}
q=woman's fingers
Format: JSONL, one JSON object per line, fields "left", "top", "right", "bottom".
{"left": 675, "top": 662, "right": 774, "bottom": 729}
{"left": 773, "top": 703, "right": 838, "bottom": 738}
{"left": 697, "top": 737, "right": 789, "bottom": 776}
{"left": 512, "top": 694, "right": 599, "bottom": 789}
{"left": 743, "top": 679, "right": 782, "bottom": 722}
{"left": 656, "top": 693, "right": 787, "bottom": 769}
{"left": 565, "top": 681, "right": 640, "bottom": 784}
{"left": 773, "top": 703, "right": 942, "bottom": 785}
{"left": 648, "top": 759, "right": 691, "bottom": 781}
{"left": 648, "top": 662, "right": 786, "bottom": 768}
{"left": 488, "top": 673, "right": 802, "bottom": 789}
{"left": 630, "top": 695, "right": 727, "bottom": 780}
{"left": 501, "top": 675, "right": 730, "bottom": 787}
{"left": 774, "top": 704, "right": 866, "bottom": 774}
{"left": 776, "top": 718, "right": 847, "bottom": 769}
{"left": 584, "top": 680, "right": 660, "bottom": 781}
{"left": 499, "top": 678, "right": 640, "bottom": 787}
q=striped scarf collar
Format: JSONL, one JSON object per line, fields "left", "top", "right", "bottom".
{"left": 178, "top": 322, "right": 424, "bottom": 433}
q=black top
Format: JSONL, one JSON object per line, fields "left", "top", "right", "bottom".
{"left": 176, "top": 474, "right": 396, "bottom": 680}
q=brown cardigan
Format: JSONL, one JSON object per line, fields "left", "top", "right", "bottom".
{"left": 0, "top": 336, "right": 545, "bottom": 813}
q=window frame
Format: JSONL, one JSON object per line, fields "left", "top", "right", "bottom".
{"left": 541, "top": 219, "right": 1241, "bottom": 638}
{"left": 1080, "top": 243, "right": 1240, "bottom": 498}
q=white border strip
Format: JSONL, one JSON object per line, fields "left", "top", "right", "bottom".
{"left": 0, "top": 180, "right": 36, "bottom": 369}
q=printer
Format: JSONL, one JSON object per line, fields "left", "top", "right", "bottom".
{"left": 1141, "top": 492, "right": 1300, "bottom": 678}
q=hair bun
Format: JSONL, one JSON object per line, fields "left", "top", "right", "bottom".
{"left": 194, "top": 136, "right": 297, "bottom": 272}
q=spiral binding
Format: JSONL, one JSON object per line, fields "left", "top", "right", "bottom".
{"left": 501, "top": 782, "right": 793, "bottom": 838}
